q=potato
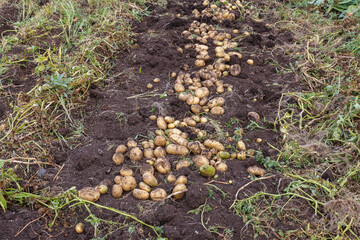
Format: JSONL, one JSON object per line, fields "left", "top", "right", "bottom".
{"left": 78, "top": 187, "right": 101, "bottom": 202}
{"left": 168, "top": 128, "right": 182, "bottom": 136}
{"left": 195, "top": 87, "right": 210, "bottom": 99}
{"left": 127, "top": 140, "right": 137, "bottom": 148}
{"left": 218, "top": 151, "right": 230, "bottom": 159}
{"left": 171, "top": 72, "right": 177, "bottom": 78}
{"left": 193, "top": 155, "right": 210, "bottom": 167}
{"left": 140, "top": 164, "right": 154, "bottom": 176}
{"left": 200, "top": 165, "right": 216, "bottom": 177}
{"left": 154, "top": 147, "right": 166, "bottom": 158}
{"left": 164, "top": 116, "right": 175, "bottom": 123}
{"left": 183, "top": 117, "right": 197, "bottom": 127}
{"left": 144, "top": 148, "right": 154, "bottom": 158}
{"left": 199, "top": 96, "right": 208, "bottom": 106}
{"left": 247, "top": 111, "right": 261, "bottom": 122}
{"left": 172, "top": 184, "right": 187, "bottom": 200}
{"left": 192, "top": 115, "right": 201, "bottom": 122}
{"left": 115, "top": 144, "right": 127, "bottom": 153}
{"left": 237, "top": 151, "right": 246, "bottom": 160}
{"left": 215, "top": 162, "right": 228, "bottom": 172}
{"left": 170, "top": 134, "right": 189, "bottom": 146}
{"left": 167, "top": 174, "right": 177, "bottom": 183}
{"left": 236, "top": 140, "right": 246, "bottom": 151}
{"left": 208, "top": 97, "right": 225, "bottom": 108}
{"left": 143, "top": 172, "right": 158, "bottom": 187}
{"left": 181, "top": 132, "right": 188, "bottom": 139}
{"left": 179, "top": 92, "right": 190, "bottom": 101}
{"left": 75, "top": 223, "right": 84, "bottom": 234}
{"left": 154, "top": 135, "right": 167, "bottom": 147}
{"left": 120, "top": 167, "right": 133, "bottom": 177}
{"left": 121, "top": 176, "right": 137, "bottom": 191}
{"left": 114, "top": 175, "right": 123, "bottom": 184}
{"left": 229, "top": 64, "right": 241, "bottom": 76}
{"left": 149, "top": 115, "right": 157, "bottom": 121}
{"left": 112, "top": 152, "right": 124, "bottom": 165}
{"left": 195, "top": 59, "right": 206, "bottom": 67}
{"left": 129, "top": 147, "right": 143, "bottom": 161}
{"left": 155, "top": 157, "right": 171, "bottom": 174}
{"left": 247, "top": 59, "right": 254, "bottom": 65}
{"left": 186, "top": 95, "right": 200, "bottom": 105}
{"left": 191, "top": 104, "right": 203, "bottom": 114}
{"left": 201, "top": 149, "right": 212, "bottom": 159}
{"left": 187, "top": 141, "right": 202, "bottom": 154}
{"left": 139, "top": 182, "right": 151, "bottom": 192}
{"left": 174, "top": 176, "right": 187, "bottom": 185}
{"left": 211, "top": 106, "right": 225, "bottom": 115}
{"left": 202, "top": 80, "right": 213, "bottom": 88}
{"left": 147, "top": 83, "right": 153, "bottom": 89}
{"left": 176, "top": 160, "right": 191, "bottom": 170}
{"left": 157, "top": 116, "right": 167, "bottom": 130}
{"left": 204, "top": 139, "right": 225, "bottom": 151}
{"left": 133, "top": 189, "right": 150, "bottom": 200}
{"left": 188, "top": 86, "right": 198, "bottom": 91}
{"left": 112, "top": 184, "right": 123, "bottom": 198}
{"left": 247, "top": 166, "right": 266, "bottom": 176}
{"left": 200, "top": 117, "right": 208, "bottom": 123}
{"left": 150, "top": 188, "right": 167, "bottom": 201}
{"left": 166, "top": 144, "right": 189, "bottom": 156}
{"left": 216, "top": 85, "right": 224, "bottom": 94}
{"left": 228, "top": 52, "right": 242, "bottom": 59}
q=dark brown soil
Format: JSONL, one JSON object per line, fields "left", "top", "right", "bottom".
{"left": 0, "top": 0, "right": 311, "bottom": 239}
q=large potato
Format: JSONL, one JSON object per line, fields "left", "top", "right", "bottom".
{"left": 204, "top": 139, "right": 225, "bottom": 151}
{"left": 200, "top": 165, "right": 216, "bottom": 177}
{"left": 150, "top": 188, "right": 167, "bottom": 201}
{"left": 155, "top": 157, "right": 171, "bottom": 174}
{"left": 187, "top": 141, "right": 202, "bottom": 154}
{"left": 112, "top": 152, "right": 124, "bottom": 165}
{"left": 247, "top": 166, "right": 266, "bottom": 176}
{"left": 183, "top": 117, "right": 197, "bottom": 127}
{"left": 174, "top": 176, "right": 187, "bottom": 185}
{"left": 211, "top": 106, "right": 225, "bottom": 115}
{"left": 195, "top": 87, "right": 210, "bottom": 99}
{"left": 154, "top": 135, "right": 167, "bottom": 147}
{"left": 170, "top": 134, "right": 189, "bottom": 146}
{"left": 112, "top": 184, "right": 123, "bottom": 198}
{"left": 129, "top": 147, "right": 143, "bottom": 161}
{"left": 215, "top": 162, "right": 228, "bottom": 172}
{"left": 121, "top": 176, "right": 137, "bottom": 191}
{"left": 115, "top": 144, "right": 127, "bottom": 153}
{"left": 174, "top": 83, "right": 185, "bottom": 93}
{"left": 172, "top": 184, "right": 187, "bottom": 200}
{"left": 144, "top": 148, "right": 154, "bottom": 158}
{"left": 166, "top": 144, "right": 189, "bottom": 156}
{"left": 140, "top": 164, "right": 154, "bottom": 176}
{"left": 157, "top": 116, "right": 167, "bottom": 130}
{"left": 78, "top": 187, "right": 101, "bottom": 202}
{"left": 191, "top": 104, "right": 203, "bottom": 114}
{"left": 120, "top": 167, "right": 133, "bottom": 177}
{"left": 143, "top": 172, "right": 158, "bottom": 187}
{"left": 133, "top": 189, "right": 149, "bottom": 200}
{"left": 139, "top": 182, "right": 151, "bottom": 192}
{"left": 154, "top": 147, "right": 166, "bottom": 158}
{"left": 176, "top": 160, "right": 191, "bottom": 170}
{"left": 193, "top": 155, "right": 210, "bottom": 167}
{"left": 208, "top": 97, "right": 225, "bottom": 108}
{"left": 168, "top": 128, "right": 182, "bottom": 136}
{"left": 230, "top": 64, "right": 241, "bottom": 76}
{"left": 237, "top": 140, "right": 246, "bottom": 151}
{"left": 127, "top": 140, "right": 137, "bottom": 148}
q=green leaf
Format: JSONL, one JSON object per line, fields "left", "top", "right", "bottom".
{"left": 0, "top": 191, "right": 7, "bottom": 211}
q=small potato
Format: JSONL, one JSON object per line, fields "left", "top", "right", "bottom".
{"left": 139, "top": 182, "right": 151, "bottom": 192}
{"left": 115, "top": 144, "right": 127, "bottom": 153}
{"left": 120, "top": 167, "right": 133, "bottom": 177}
{"left": 187, "top": 141, "right": 202, "bottom": 154}
{"left": 236, "top": 140, "right": 246, "bottom": 151}
{"left": 195, "top": 87, "right": 210, "bottom": 99}
{"left": 112, "top": 184, "right": 123, "bottom": 198}
{"left": 186, "top": 95, "right": 200, "bottom": 105}
{"left": 230, "top": 64, "right": 241, "bottom": 76}
{"left": 202, "top": 80, "right": 213, "bottom": 88}
{"left": 75, "top": 223, "right": 84, "bottom": 234}
{"left": 176, "top": 160, "right": 191, "bottom": 170}
{"left": 164, "top": 116, "right": 175, "bottom": 123}
{"left": 192, "top": 115, "right": 201, "bottom": 122}
{"left": 179, "top": 92, "right": 190, "bottom": 101}
{"left": 114, "top": 175, "right": 123, "bottom": 184}
{"left": 216, "top": 85, "right": 224, "bottom": 94}
{"left": 247, "top": 166, "right": 266, "bottom": 176}
{"left": 144, "top": 148, "right": 154, "bottom": 158}
{"left": 183, "top": 117, "right": 197, "bottom": 127}
{"left": 140, "top": 164, "right": 154, "bottom": 176}
{"left": 157, "top": 116, "right": 167, "bottom": 130}
{"left": 149, "top": 115, "right": 157, "bottom": 121}
{"left": 168, "top": 128, "right": 182, "bottom": 136}
{"left": 166, "top": 144, "right": 189, "bottom": 156}
{"left": 121, "top": 176, "right": 137, "bottom": 191}
{"left": 127, "top": 140, "right": 137, "bottom": 148}
{"left": 147, "top": 83, "right": 153, "bottom": 89}
{"left": 218, "top": 151, "right": 230, "bottom": 159}
{"left": 112, "top": 152, "right": 124, "bottom": 165}
{"left": 248, "top": 112, "right": 261, "bottom": 122}
{"left": 211, "top": 106, "right": 225, "bottom": 115}
{"left": 170, "top": 134, "right": 189, "bottom": 146}
{"left": 247, "top": 59, "right": 254, "bottom": 65}
{"left": 204, "top": 139, "right": 225, "bottom": 151}
{"left": 237, "top": 151, "right": 246, "bottom": 160}
{"left": 129, "top": 147, "right": 143, "bottom": 161}
{"left": 200, "top": 117, "right": 208, "bottom": 123}
{"left": 172, "top": 184, "right": 187, "bottom": 200}
{"left": 174, "top": 176, "right": 187, "bottom": 185}
{"left": 208, "top": 97, "right": 225, "bottom": 108}
{"left": 155, "top": 157, "right": 171, "bottom": 174}
{"left": 150, "top": 188, "right": 167, "bottom": 201}
{"left": 167, "top": 174, "right": 177, "bottom": 183}
{"left": 199, "top": 96, "right": 208, "bottom": 106}
{"left": 154, "top": 147, "right": 166, "bottom": 158}
{"left": 133, "top": 189, "right": 149, "bottom": 200}
{"left": 143, "top": 172, "right": 158, "bottom": 187}
{"left": 78, "top": 187, "right": 101, "bottom": 202}
{"left": 153, "top": 78, "right": 160, "bottom": 83}
{"left": 200, "top": 165, "right": 216, "bottom": 177}
{"left": 193, "top": 155, "right": 210, "bottom": 167}
{"left": 154, "top": 135, "right": 167, "bottom": 147}
{"left": 215, "top": 162, "right": 228, "bottom": 172}
{"left": 195, "top": 59, "right": 206, "bottom": 67}
{"left": 191, "top": 104, "right": 203, "bottom": 114}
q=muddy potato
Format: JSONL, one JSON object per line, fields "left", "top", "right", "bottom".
{"left": 248, "top": 166, "right": 267, "bottom": 176}
{"left": 116, "top": 144, "right": 127, "bottom": 154}
{"left": 230, "top": 64, "right": 241, "bottom": 76}
{"left": 168, "top": 128, "right": 182, "bottom": 136}
{"left": 114, "top": 175, "right": 123, "bottom": 184}
{"left": 111, "top": 184, "right": 123, "bottom": 198}
{"left": 154, "top": 147, "right": 166, "bottom": 158}
{"left": 140, "top": 164, "right": 154, "bottom": 176}
{"left": 120, "top": 167, "right": 133, "bottom": 177}
{"left": 247, "top": 112, "right": 261, "bottom": 122}
{"left": 157, "top": 116, "right": 167, "bottom": 130}
{"left": 193, "top": 155, "right": 210, "bottom": 167}
{"left": 170, "top": 134, "right": 189, "bottom": 146}
{"left": 191, "top": 104, "right": 203, "bottom": 114}
{"left": 216, "top": 85, "right": 224, "bottom": 94}
{"left": 112, "top": 152, "right": 124, "bottom": 165}
{"left": 150, "top": 188, "right": 167, "bottom": 201}
{"left": 154, "top": 135, "right": 167, "bottom": 147}
{"left": 204, "top": 139, "right": 225, "bottom": 151}
{"left": 181, "top": 132, "right": 188, "bottom": 139}
{"left": 176, "top": 160, "right": 191, "bottom": 170}
{"left": 127, "top": 140, "right": 137, "bottom": 148}
{"left": 218, "top": 151, "right": 230, "bottom": 159}
{"left": 195, "top": 87, "right": 210, "bottom": 99}
{"left": 237, "top": 151, "right": 246, "bottom": 160}
{"left": 75, "top": 223, "right": 84, "bottom": 234}
{"left": 129, "top": 147, "right": 143, "bottom": 161}
{"left": 133, "top": 189, "right": 149, "bottom": 200}
{"left": 186, "top": 95, "right": 200, "bottom": 105}
{"left": 139, "top": 182, "right": 151, "bottom": 192}
{"left": 144, "top": 148, "right": 154, "bottom": 158}
{"left": 143, "top": 172, "right": 158, "bottom": 187}
{"left": 200, "top": 165, "right": 216, "bottom": 177}
{"left": 167, "top": 174, "right": 177, "bottom": 183}
{"left": 215, "top": 162, "right": 228, "bottom": 172}
{"left": 166, "top": 144, "right": 189, "bottom": 156}
{"left": 208, "top": 97, "right": 225, "bottom": 108}
{"left": 155, "top": 157, "right": 171, "bottom": 174}
{"left": 182, "top": 117, "right": 196, "bottom": 127}
{"left": 121, "top": 176, "right": 137, "bottom": 191}
{"left": 199, "top": 96, "right": 208, "bottom": 106}
{"left": 179, "top": 92, "right": 190, "bottom": 101}
{"left": 187, "top": 141, "right": 202, "bottom": 154}
{"left": 236, "top": 140, "right": 246, "bottom": 151}
{"left": 174, "top": 176, "right": 187, "bottom": 185}
{"left": 172, "top": 184, "right": 187, "bottom": 200}
{"left": 200, "top": 117, "right": 208, "bottom": 123}
{"left": 78, "top": 187, "right": 101, "bottom": 202}
{"left": 211, "top": 106, "right": 225, "bottom": 115}
{"left": 164, "top": 116, "right": 175, "bottom": 123}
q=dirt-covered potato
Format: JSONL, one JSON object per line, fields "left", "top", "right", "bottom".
{"left": 164, "top": 116, "right": 175, "bottom": 123}
{"left": 236, "top": 140, "right": 246, "bottom": 151}
{"left": 230, "top": 64, "right": 241, "bottom": 76}
{"left": 174, "top": 176, "right": 187, "bottom": 185}
{"left": 167, "top": 174, "right": 177, "bottom": 183}
{"left": 95, "top": 185, "right": 108, "bottom": 195}
{"left": 208, "top": 97, "right": 225, "bottom": 108}
{"left": 186, "top": 95, "right": 200, "bottom": 105}
{"left": 121, "top": 176, "right": 137, "bottom": 191}
{"left": 195, "top": 87, "right": 210, "bottom": 99}
{"left": 187, "top": 141, "right": 202, "bottom": 154}
{"left": 115, "top": 144, "right": 127, "bottom": 154}
{"left": 140, "top": 164, "right": 154, "bottom": 176}
{"left": 120, "top": 167, "right": 133, "bottom": 177}
{"left": 155, "top": 157, "right": 171, "bottom": 174}
{"left": 168, "top": 128, "right": 182, "bottom": 136}
{"left": 204, "top": 139, "right": 225, "bottom": 151}
{"left": 176, "top": 160, "right": 191, "bottom": 170}
{"left": 215, "top": 162, "right": 228, "bottom": 172}
{"left": 199, "top": 96, "right": 208, "bottom": 106}
{"left": 144, "top": 148, "right": 154, "bottom": 158}
{"left": 114, "top": 176, "right": 123, "bottom": 184}
{"left": 127, "top": 140, "right": 137, "bottom": 148}
{"left": 218, "top": 151, "right": 230, "bottom": 159}
{"left": 193, "top": 155, "right": 210, "bottom": 167}
{"left": 75, "top": 223, "right": 84, "bottom": 234}
{"left": 174, "top": 83, "right": 185, "bottom": 93}
{"left": 133, "top": 189, "right": 149, "bottom": 200}
{"left": 179, "top": 92, "right": 190, "bottom": 101}
{"left": 112, "top": 184, "right": 123, "bottom": 198}
{"left": 157, "top": 116, "right": 167, "bottom": 130}
{"left": 172, "top": 184, "right": 187, "bottom": 200}
{"left": 170, "top": 134, "right": 189, "bottom": 146}
{"left": 143, "top": 172, "right": 158, "bottom": 187}
{"left": 195, "top": 59, "right": 206, "bottom": 67}
{"left": 78, "top": 187, "right": 101, "bottom": 202}
{"left": 211, "top": 106, "right": 225, "bottom": 115}
{"left": 202, "top": 80, "right": 213, "bottom": 88}
{"left": 183, "top": 117, "right": 196, "bottom": 127}
{"left": 129, "top": 147, "right": 143, "bottom": 161}
{"left": 154, "top": 147, "right": 166, "bottom": 158}
{"left": 154, "top": 135, "right": 167, "bottom": 147}
{"left": 112, "top": 152, "right": 124, "bottom": 165}
{"left": 237, "top": 151, "right": 246, "bottom": 160}
{"left": 248, "top": 111, "right": 261, "bottom": 122}
{"left": 150, "top": 188, "right": 167, "bottom": 201}
{"left": 199, "top": 165, "right": 216, "bottom": 177}
{"left": 247, "top": 166, "right": 266, "bottom": 176}
{"left": 191, "top": 104, "right": 203, "bottom": 114}
{"left": 139, "top": 182, "right": 151, "bottom": 192}
{"left": 200, "top": 117, "right": 208, "bottom": 123}
{"left": 166, "top": 144, "right": 189, "bottom": 156}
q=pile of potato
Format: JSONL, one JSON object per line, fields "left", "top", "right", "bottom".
{"left": 193, "top": 0, "right": 242, "bottom": 22}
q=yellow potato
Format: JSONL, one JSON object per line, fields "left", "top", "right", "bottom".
{"left": 186, "top": 95, "right": 200, "bottom": 105}
{"left": 204, "top": 139, "right": 225, "bottom": 151}
{"left": 170, "top": 134, "right": 189, "bottom": 146}
{"left": 143, "top": 172, "right": 158, "bottom": 187}
{"left": 174, "top": 176, "right": 187, "bottom": 185}
{"left": 120, "top": 167, "right": 133, "bottom": 177}
{"left": 127, "top": 140, "right": 137, "bottom": 148}
{"left": 112, "top": 152, "right": 124, "bottom": 165}
{"left": 149, "top": 115, "right": 157, "bottom": 121}
{"left": 75, "top": 223, "right": 84, "bottom": 234}
{"left": 168, "top": 128, "right": 182, "bottom": 136}
{"left": 210, "top": 106, "right": 225, "bottom": 115}
{"left": 247, "top": 166, "right": 266, "bottom": 176}
{"left": 154, "top": 147, "right": 166, "bottom": 158}
{"left": 167, "top": 174, "right": 177, "bottom": 183}
{"left": 78, "top": 187, "right": 101, "bottom": 202}
{"left": 172, "top": 184, "right": 187, "bottom": 200}
{"left": 237, "top": 151, "right": 246, "bottom": 160}
{"left": 183, "top": 117, "right": 197, "bottom": 127}
{"left": 139, "top": 182, "right": 151, "bottom": 192}
{"left": 129, "top": 147, "right": 143, "bottom": 161}
{"left": 133, "top": 189, "right": 149, "bottom": 200}
{"left": 112, "top": 184, "right": 123, "bottom": 198}
{"left": 216, "top": 85, "right": 224, "bottom": 94}
{"left": 164, "top": 116, "right": 175, "bottom": 123}
{"left": 154, "top": 135, "right": 167, "bottom": 147}
{"left": 115, "top": 144, "right": 127, "bottom": 154}
{"left": 195, "top": 87, "right": 210, "bottom": 99}
{"left": 166, "top": 144, "right": 189, "bottom": 156}
{"left": 176, "top": 160, "right": 191, "bottom": 170}
{"left": 193, "top": 155, "right": 210, "bottom": 167}
{"left": 155, "top": 157, "right": 171, "bottom": 174}
{"left": 208, "top": 97, "right": 225, "bottom": 108}
{"left": 215, "top": 162, "right": 228, "bottom": 172}
{"left": 150, "top": 188, "right": 167, "bottom": 201}
{"left": 191, "top": 104, "right": 203, "bottom": 114}
{"left": 157, "top": 116, "right": 167, "bottom": 130}
{"left": 179, "top": 92, "right": 190, "bottom": 101}
{"left": 237, "top": 140, "right": 246, "bottom": 151}
{"left": 195, "top": 59, "right": 206, "bottom": 67}
{"left": 140, "top": 164, "right": 154, "bottom": 176}
{"left": 199, "top": 96, "right": 208, "bottom": 106}
{"left": 114, "top": 175, "right": 123, "bottom": 184}
{"left": 121, "top": 176, "right": 137, "bottom": 191}
{"left": 144, "top": 148, "right": 154, "bottom": 158}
